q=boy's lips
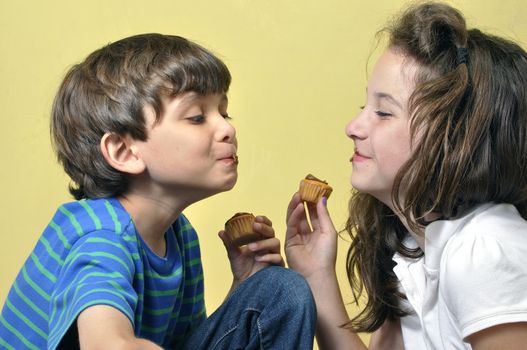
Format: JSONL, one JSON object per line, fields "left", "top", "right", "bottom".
{"left": 218, "top": 153, "right": 239, "bottom": 165}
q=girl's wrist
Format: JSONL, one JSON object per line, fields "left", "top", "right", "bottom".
{"left": 304, "top": 268, "right": 339, "bottom": 289}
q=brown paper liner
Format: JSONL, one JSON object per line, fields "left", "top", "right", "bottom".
{"left": 224, "top": 213, "right": 264, "bottom": 246}
{"left": 299, "top": 179, "right": 333, "bottom": 203}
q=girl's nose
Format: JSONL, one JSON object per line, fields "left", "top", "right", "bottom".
{"left": 345, "top": 109, "right": 367, "bottom": 140}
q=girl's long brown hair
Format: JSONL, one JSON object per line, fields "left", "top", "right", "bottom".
{"left": 346, "top": 1, "right": 527, "bottom": 332}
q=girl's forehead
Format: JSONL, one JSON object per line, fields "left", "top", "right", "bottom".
{"left": 371, "top": 49, "right": 419, "bottom": 102}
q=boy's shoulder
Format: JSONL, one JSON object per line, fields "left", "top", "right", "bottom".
{"left": 48, "top": 197, "right": 134, "bottom": 239}
{"left": 172, "top": 213, "right": 200, "bottom": 246}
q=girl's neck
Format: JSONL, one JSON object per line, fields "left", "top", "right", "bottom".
{"left": 396, "top": 212, "right": 443, "bottom": 252}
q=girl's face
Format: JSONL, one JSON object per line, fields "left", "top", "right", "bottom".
{"left": 345, "top": 48, "right": 418, "bottom": 207}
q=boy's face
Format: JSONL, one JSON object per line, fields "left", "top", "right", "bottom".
{"left": 134, "top": 92, "right": 238, "bottom": 202}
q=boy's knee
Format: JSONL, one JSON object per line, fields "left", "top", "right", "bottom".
{"left": 253, "top": 266, "right": 315, "bottom": 309}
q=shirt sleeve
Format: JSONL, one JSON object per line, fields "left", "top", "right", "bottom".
{"left": 47, "top": 230, "right": 138, "bottom": 349}
{"left": 441, "top": 229, "right": 527, "bottom": 339}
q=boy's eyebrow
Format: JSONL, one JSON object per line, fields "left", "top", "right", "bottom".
{"left": 178, "top": 92, "right": 228, "bottom": 104}
{"left": 178, "top": 92, "right": 200, "bottom": 104}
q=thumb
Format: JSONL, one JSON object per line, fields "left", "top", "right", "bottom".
{"left": 315, "top": 197, "right": 337, "bottom": 234}
{"left": 218, "top": 230, "right": 239, "bottom": 257}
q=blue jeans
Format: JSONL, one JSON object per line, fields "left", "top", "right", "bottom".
{"left": 182, "top": 266, "right": 316, "bottom": 349}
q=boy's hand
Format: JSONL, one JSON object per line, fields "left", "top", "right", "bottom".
{"left": 284, "top": 192, "right": 337, "bottom": 280}
{"left": 219, "top": 215, "right": 284, "bottom": 290}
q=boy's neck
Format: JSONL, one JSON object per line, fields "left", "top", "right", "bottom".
{"left": 117, "top": 193, "right": 186, "bottom": 257}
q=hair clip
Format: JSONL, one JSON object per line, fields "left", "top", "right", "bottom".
{"left": 456, "top": 47, "right": 469, "bottom": 66}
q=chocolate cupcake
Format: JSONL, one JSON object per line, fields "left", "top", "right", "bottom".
{"left": 224, "top": 212, "right": 264, "bottom": 246}
{"left": 299, "top": 174, "right": 333, "bottom": 203}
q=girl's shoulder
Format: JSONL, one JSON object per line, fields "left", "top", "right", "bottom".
{"left": 438, "top": 203, "right": 527, "bottom": 337}
{"left": 438, "top": 202, "right": 527, "bottom": 291}
{"left": 449, "top": 203, "right": 527, "bottom": 245}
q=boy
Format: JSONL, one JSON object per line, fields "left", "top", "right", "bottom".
{"left": 0, "top": 33, "right": 315, "bottom": 349}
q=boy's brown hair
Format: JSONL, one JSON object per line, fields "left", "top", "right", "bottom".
{"left": 51, "top": 33, "right": 231, "bottom": 199}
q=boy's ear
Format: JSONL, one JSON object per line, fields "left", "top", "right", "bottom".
{"left": 100, "top": 132, "right": 145, "bottom": 175}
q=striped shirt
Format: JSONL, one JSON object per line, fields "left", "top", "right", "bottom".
{"left": 0, "top": 197, "right": 205, "bottom": 349}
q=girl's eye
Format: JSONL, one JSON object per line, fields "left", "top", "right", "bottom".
{"left": 375, "top": 110, "right": 392, "bottom": 118}
{"left": 221, "top": 114, "right": 232, "bottom": 120}
{"left": 188, "top": 115, "right": 205, "bottom": 124}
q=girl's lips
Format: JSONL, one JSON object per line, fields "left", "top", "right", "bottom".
{"left": 351, "top": 151, "right": 370, "bottom": 162}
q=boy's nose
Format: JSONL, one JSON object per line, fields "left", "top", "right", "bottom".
{"left": 216, "top": 115, "right": 236, "bottom": 143}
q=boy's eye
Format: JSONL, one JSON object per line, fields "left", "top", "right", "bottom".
{"left": 188, "top": 115, "right": 205, "bottom": 123}
{"left": 221, "top": 113, "right": 232, "bottom": 120}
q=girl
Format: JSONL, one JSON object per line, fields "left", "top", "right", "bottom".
{"left": 285, "top": 2, "right": 527, "bottom": 349}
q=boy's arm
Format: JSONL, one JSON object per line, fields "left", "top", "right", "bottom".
{"left": 219, "top": 215, "right": 284, "bottom": 297}
{"left": 77, "top": 305, "right": 163, "bottom": 350}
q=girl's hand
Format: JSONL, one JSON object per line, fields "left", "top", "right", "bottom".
{"left": 219, "top": 215, "right": 284, "bottom": 290}
{"left": 285, "top": 192, "right": 338, "bottom": 280}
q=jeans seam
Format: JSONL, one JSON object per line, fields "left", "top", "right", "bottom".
{"left": 240, "top": 308, "right": 263, "bottom": 350}
{"left": 257, "top": 317, "right": 265, "bottom": 350}
{"left": 242, "top": 307, "right": 264, "bottom": 350}
{"left": 211, "top": 324, "right": 238, "bottom": 349}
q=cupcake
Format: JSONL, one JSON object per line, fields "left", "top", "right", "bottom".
{"left": 299, "top": 174, "right": 333, "bottom": 203}
{"left": 224, "top": 212, "right": 264, "bottom": 246}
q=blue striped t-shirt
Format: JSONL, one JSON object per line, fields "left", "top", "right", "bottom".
{"left": 0, "top": 197, "right": 205, "bottom": 349}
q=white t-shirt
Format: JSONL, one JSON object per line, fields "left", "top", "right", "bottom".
{"left": 393, "top": 203, "right": 527, "bottom": 349}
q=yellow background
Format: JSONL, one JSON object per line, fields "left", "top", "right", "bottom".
{"left": 1, "top": 0, "right": 525, "bottom": 347}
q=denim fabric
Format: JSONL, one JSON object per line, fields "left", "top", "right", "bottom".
{"left": 182, "top": 266, "right": 316, "bottom": 350}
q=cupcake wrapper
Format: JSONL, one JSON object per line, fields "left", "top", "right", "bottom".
{"left": 299, "top": 180, "right": 333, "bottom": 203}
{"left": 225, "top": 216, "right": 263, "bottom": 246}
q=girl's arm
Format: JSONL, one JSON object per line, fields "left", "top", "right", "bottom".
{"left": 284, "top": 193, "right": 367, "bottom": 350}
{"left": 467, "top": 322, "right": 527, "bottom": 350}
{"left": 307, "top": 269, "right": 367, "bottom": 350}
{"left": 369, "top": 318, "right": 404, "bottom": 350}
{"left": 285, "top": 193, "right": 404, "bottom": 350}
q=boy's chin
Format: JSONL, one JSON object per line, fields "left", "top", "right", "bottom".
{"left": 220, "top": 177, "right": 238, "bottom": 192}
{"left": 208, "top": 176, "right": 238, "bottom": 195}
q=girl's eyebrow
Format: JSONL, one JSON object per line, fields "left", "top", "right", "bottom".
{"left": 374, "top": 92, "right": 403, "bottom": 109}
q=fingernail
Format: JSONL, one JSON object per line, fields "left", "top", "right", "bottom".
{"left": 322, "top": 197, "right": 327, "bottom": 206}
{"left": 248, "top": 243, "right": 257, "bottom": 250}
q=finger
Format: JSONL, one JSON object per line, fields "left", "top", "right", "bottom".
{"left": 288, "top": 201, "right": 307, "bottom": 226}
{"left": 218, "top": 230, "right": 240, "bottom": 257}
{"left": 255, "top": 253, "right": 285, "bottom": 267}
{"left": 314, "top": 197, "right": 337, "bottom": 233}
{"left": 248, "top": 237, "right": 281, "bottom": 254}
{"left": 286, "top": 192, "right": 302, "bottom": 222}
{"left": 307, "top": 201, "right": 321, "bottom": 230}
{"left": 285, "top": 202, "right": 309, "bottom": 240}
{"left": 254, "top": 215, "right": 272, "bottom": 227}
{"left": 253, "top": 221, "right": 275, "bottom": 238}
